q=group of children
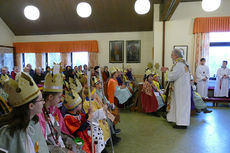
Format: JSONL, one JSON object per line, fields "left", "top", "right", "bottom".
{"left": 0, "top": 58, "right": 215, "bottom": 153}
{"left": 141, "top": 62, "right": 212, "bottom": 118}
{"left": 0, "top": 64, "right": 124, "bottom": 153}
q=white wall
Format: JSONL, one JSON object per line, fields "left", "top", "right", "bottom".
{"left": 14, "top": 31, "right": 154, "bottom": 74}
{"left": 153, "top": 4, "right": 163, "bottom": 69}
{"left": 154, "top": 0, "right": 230, "bottom": 73}
{"left": 0, "top": 17, "right": 14, "bottom": 46}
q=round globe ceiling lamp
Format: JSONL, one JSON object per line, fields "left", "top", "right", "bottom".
{"left": 24, "top": 5, "right": 40, "bottom": 20}
{"left": 134, "top": 0, "right": 151, "bottom": 15}
{"left": 202, "top": 0, "right": 221, "bottom": 12}
{"left": 76, "top": 2, "right": 92, "bottom": 18}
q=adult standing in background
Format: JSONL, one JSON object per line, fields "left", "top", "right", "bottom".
{"left": 4, "top": 67, "right": 11, "bottom": 78}
{"left": 11, "top": 66, "right": 20, "bottom": 80}
{"left": 0, "top": 67, "right": 10, "bottom": 81}
{"left": 33, "top": 67, "right": 45, "bottom": 84}
{"left": 44, "top": 66, "right": 51, "bottom": 76}
{"left": 26, "top": 64, "right": 35, "bottom": 77}
{"left": 78, "top": 65, "right": 83, "bottom": 73}
{"left": 102, "top": 66, "right": 110, "bottom": 83}
{"left": 214, "top": 61, "right": 230, "bottom": 97}
{"left": 161, "top": 49, "right": 191, "bottom": 129}
{"left": 196, "top": 58, "right": 210, "bottom": 98}
{"left": 83, "top": 64, "right": 88, "bottom": 75}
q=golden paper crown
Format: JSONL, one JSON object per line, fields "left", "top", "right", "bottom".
{"left": 44, "top": 63, "right": 63, "bottom": 92}
{"left": 154, "top": 63, "right": 160, "bottom": 70}
{"left": 69, "top": 77, "right": 77, "bottom": 91}
{"left": 2, "top": 72, "right": 40, "bottom": 107}
{"left": 68, "top": 77, "right": 82, "bottom": 93}
{"left": 0, "top": 74, "right": 9, "bottom": 82}
{"left": 110, "top": 67, "right": 117, "bottom": 74}
{"left": 43, "top": 73, "right": 63, "bottom": 92}
{"left": 147, "top": 62, "right": 153, "bottom": 69}
{"left": 145, "top": 69, "right": 153, "bottom": 77}
{"left": 64, "top": 91, "right": 82, "bottom": 110}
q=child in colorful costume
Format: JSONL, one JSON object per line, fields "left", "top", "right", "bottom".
{"left": 38, "top": 65, "right": 75, "bottom": 153}
{"left": 95, "top": 78, "right": 121, "bottom": 144}
{"left": 0, "top": 72, "right": 49, "bottom": 153}
{"left": 107, "top": 67, "right": 131, "bottom": 105}
{"left": 141, "top": 70, "right": 165, "bottom": 113}
{"left": 82, "top": 87, "right": 109, "bottom": 153}
{"left": 64, "top": 90, "right": 92, "bottom": 153}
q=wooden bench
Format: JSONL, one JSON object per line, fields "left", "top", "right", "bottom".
{"left": 202, "top": 97, "right": 230, "bottom": 107}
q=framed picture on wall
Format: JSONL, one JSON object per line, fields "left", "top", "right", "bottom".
{"left": 126, "top": 40, "right": 141, "bottom": 63}
{"left": 109, "top": 40, "right": 124, "bottom": 63}
{"left": 173, "top": 45, "right": 188, "bottom": 61}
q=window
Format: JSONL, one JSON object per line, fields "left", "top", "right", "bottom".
{"left": 72, "top": 52, "right": 88, "bottom": 67}
{"left": 4, "top": 53, "right": 14, "bottom": 72}
{"left": 0, "top": 46, "right": 14, "bottom": 72}
{"left": 209, "top": 32, "right": 230, "bottom": 77}
{"left": 22, "top": 53, "right": 36, "bottom": 71}
{"left": 48, "top": 53, "right": 61, "bottom": 68}
{"left": 20, "top": 52, "right": 89, "bottom": 70}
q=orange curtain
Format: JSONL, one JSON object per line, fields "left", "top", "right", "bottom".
{"left": 193, "top": 16, "right": 230, "bottom": 34}
{"left": 192, "top": 33, "right": 210, "bottom": 76}
{"left": 88, "top": 52, "right": 98, "bottom": 67}
{"left": 13, "top": 40, "right": 99, "bottom": 53}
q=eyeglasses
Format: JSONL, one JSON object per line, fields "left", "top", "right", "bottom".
{"left": 35, "top": 98, "right": 45, "bottom": 103}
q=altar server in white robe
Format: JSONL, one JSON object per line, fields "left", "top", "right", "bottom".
{"left": 161, "top": 49, "right": 191, "bottom": 129}
{"left": 214, "top": 61, "right": 230, "bottom": 97}
{"left": 196, "top": 58, "right": 210, "bottom": 98}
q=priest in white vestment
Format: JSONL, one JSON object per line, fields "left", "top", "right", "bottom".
{"left": 161, "top": 49, "right": 191, "bottom": 129}
{"left": 214, "top": 61, "right": 230, "bottom": 97}
{"left": 196, "top": 58, "right": 210, "bottom": 98}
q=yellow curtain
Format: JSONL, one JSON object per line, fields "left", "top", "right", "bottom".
{"left": 88, "top": 52, "right": 98, "bottom": 67}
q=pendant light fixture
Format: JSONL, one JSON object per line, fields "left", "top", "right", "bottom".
{"left": 202, "top": 0, "right": 221, "bottom": 12}
{"left": 24, "top": 5, "right": 40, "bottom": 20}
{"left": 134, "top": 0, "right": 151, "bottom": 15}
{"left": 76, "top": 2, "right": 92, "bottom": 18}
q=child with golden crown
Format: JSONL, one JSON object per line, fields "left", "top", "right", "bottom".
{"left": 0, "top": 72, "right": 49, "bottom": 153}
{"left": 142, "top": 70, "right": 165, "bottom": 115}
{"left": 94, "top": 77, "right": 121, "bottom": 144}
{"left": 63, "top": 90, "right": 93, "bottom": 153}
{"left": 82, "top": 86, "right": 110, "bottom": 153}
{"left": 37, "top": 64, "right": 75, "bottom": 153}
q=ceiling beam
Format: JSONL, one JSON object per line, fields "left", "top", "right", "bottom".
{"left": 159, "top": 0, "right": 182, "bottom": 21}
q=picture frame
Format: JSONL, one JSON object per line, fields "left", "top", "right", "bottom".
{"left": 109, "top": 40, "right": 124, "bottom": 63}
{"left": 173, "top": 45, "right": 188, "bottom": 61}
{"left": 126, "top": 40, "right": 141, "bottom": 63}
